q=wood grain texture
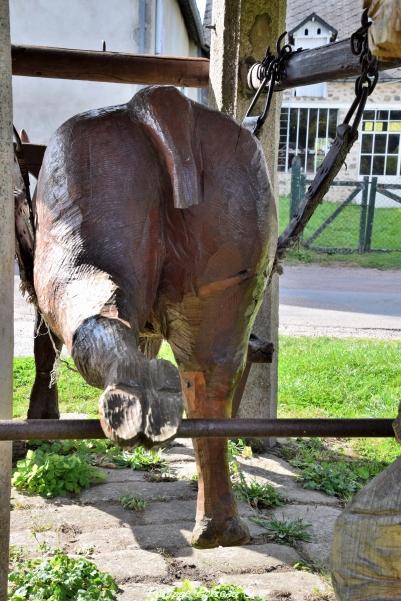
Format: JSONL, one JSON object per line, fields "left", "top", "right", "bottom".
{"left": 364, "top": 0, "right": 401, "bottom": 60}
{"left": 28, "top": 85, "right": 277, "bottom": 548}
{"left": 11, "top": 44, "right": 209, "bottom": 87}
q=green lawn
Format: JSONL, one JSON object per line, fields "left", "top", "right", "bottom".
{"left": 279, "top": 196, "right": 401, "bottom": 269}
{"left": 13, "top": 337, "right": 401, "bottom": 465}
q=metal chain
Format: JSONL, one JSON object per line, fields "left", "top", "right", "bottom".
{"left": 243, "top": 32, "right": 300, "bottom": 138}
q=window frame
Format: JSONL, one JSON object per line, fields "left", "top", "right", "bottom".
{"left": 359, "top": 107, "right": 401, "bottom": 179}
{"left": 278, "top": 103, "right": 339, "bottom": 174}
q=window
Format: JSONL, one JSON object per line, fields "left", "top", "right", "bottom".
{"left": 278, "top": 107, "right": 338, "bottom": 173}
{"left": 360, "top": 110, "right": 401, "bottom": 176}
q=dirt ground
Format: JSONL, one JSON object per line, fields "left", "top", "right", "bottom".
{"left": 10, "top": 437, "right": 338, "bottom": 600}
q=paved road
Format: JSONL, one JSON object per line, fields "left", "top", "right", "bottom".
{"left": 280, "top": 265, "right": 401, "bottom": 339}
{"left": 14, "top": 264, "right": 401, "bottom": 356}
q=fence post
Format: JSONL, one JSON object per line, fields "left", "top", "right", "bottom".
{"left": 290, "top": 156, "right": 302, "bottom": 220}
{"left": 0, "top": 0, "right": 13, "bottom": 596}
{"left": 364, "top": 176, "right": 377, "bottom": 252}
{"left": 358, "top": 176, "right": 369, "bottom": 253}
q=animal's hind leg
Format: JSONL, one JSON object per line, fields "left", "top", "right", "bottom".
{"left": 28, "top": 310, "right": 62, "bottom": 419}
{"left": 167, "top": 274, "right": 264, "bottom": 548}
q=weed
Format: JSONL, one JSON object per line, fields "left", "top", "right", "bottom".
{"left": 8, "top": 548, "right": 118, "bottom": 600}
{"left": 12, "top": 448, "right": 106, "bottom": 498}
{"left": 9, "top": 545, "right": 27, "bottom": 568}
{"left": 145, "top": 468, "right": 178, "bottom": 482}
{"left": 279, "top": 438, "right": 386, "bottom": 502}
{"left": 235, "top": 475, "right": 286, "bottom": 509}
{"left": 152, "top": 580, "right": 263, "bottom": 601}
{"left": 30, "top": 521, "right": 53, "bottom": 535}
{"left": 120, "top": 494, "right": 147, "bottom": 511}
{"left": 253, "top": 517, "right": 312, "bottom": 546}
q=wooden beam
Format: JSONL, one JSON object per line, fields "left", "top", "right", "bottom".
{"left": 276, "top": 38, "right": 400, "bottom": 91}
{"left": 0, "top": 0, "right": 14, "bottom": 596}
{"left": 11, "top": 44, "right": 209, "bottom": 88}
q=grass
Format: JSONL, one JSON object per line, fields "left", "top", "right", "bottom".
{"left": 252, "top": 517, "right": 312, "bottom": 546}
{"left": 279, "top": 196, "right": 401, "bottom": 269}
{"left": 278, "top": 336, "right": 401, "bottom": 464}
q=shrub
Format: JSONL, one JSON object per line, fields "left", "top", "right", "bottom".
{"left": 8, "top": 549, "right": 118, "bottom": 600}
{"left": 12, "top": 448, "right": 106, "bottom": 497}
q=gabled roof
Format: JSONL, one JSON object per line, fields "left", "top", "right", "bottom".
{"left": 286, "top": 2, "right": 361, "bottom": 41}
{"left": 288, "top": 12, "right": 337, "bottom": 44}
{"left": 177, "top": 0, "right": 208, "bottom": 55}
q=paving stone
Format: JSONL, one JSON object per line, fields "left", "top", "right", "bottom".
{"left": 172, "top": 462, "right": 198, "bottom": 480}
{"left": 219, "top": 570, "right": 332, "bottom": 601}
{"left": 94, "top": 548, "right": 168, "bottom": 582}
{"left": 164, "top": 447, "right": 195, "bottom": 463}
{"left": 80, "top": 479, "right": 196, "bottom": 504}
{"left": 99, "top": 468, "right": 148, "bottom": 483}
{"left": 118, "top": 583, "right": 176, "bottom": 600}
{"left": 174, "top": 543, "right": 300, "bottom": 575}
{"left": 283, "top": 487, "right": 341, "bottom": 507}
{"left": 270, "top": 504, "right": 342, "bottom": 566}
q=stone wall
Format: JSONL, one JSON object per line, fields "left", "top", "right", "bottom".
{"left": 278, "top": 77, "right": 401, "bottom": 206}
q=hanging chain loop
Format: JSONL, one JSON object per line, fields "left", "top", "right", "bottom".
{"left": 243, "top": 32, "right": 300, "bottom": 138}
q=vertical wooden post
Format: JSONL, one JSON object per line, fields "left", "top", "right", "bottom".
{"left": 209, "top": 0, "right": 286, "bottom": 436}
{"left": 0, "top": 0, "right": 14, "bottom": 596}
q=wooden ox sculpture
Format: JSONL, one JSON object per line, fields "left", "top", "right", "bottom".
{"left": 15, "top": 85, "right": 277, "bottom": 549}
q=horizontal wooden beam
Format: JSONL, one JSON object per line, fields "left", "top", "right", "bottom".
{"left": 11, "top": 44, "right": 209, "bottom": 88}
{"left": 12, "top": 38, "right": 401, "bottom": 92}
{"left": 276, "top": 38, "right": 400, "bottom": 91}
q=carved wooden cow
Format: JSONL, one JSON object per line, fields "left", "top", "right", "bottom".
{"left": 16, "top": 86, "right": 277, "bottom": 548}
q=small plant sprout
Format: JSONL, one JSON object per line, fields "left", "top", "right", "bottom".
{"left": 152, "top": 580, "right": 264, "bottom": 601}
{"left": 235, "top": 474, "right": 286, "bottom": 509}
{"left": 253, "top": 517, "right": 313, "bottom": 546}
{"left": 120, "top": 494, "right": 147, "bottom": 511}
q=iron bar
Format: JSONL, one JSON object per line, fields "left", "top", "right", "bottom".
{"left": 0, "top": 418, "right": 395, "bottom": 441}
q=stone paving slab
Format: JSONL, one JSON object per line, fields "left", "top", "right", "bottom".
{"left": 94, "top": 549, "right": 169, "bottom": 582}
{"left": 80, "top": 479, "right": 197, "bottom": 504}
{"left": 219, "top": 571, "right": 333, "bottom": 601}
{"left": 174, "top": 544, "right": 301, "bottom": 575}
{"left": 119, "top": 583, "right": 177, "bottom": 601}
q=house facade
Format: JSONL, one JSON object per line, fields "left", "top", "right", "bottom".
{"left": 278, "top": 1, "right": 401, "bottom": 203}
{"left": 11, "top": 0, "right": 205, "bottom": 145}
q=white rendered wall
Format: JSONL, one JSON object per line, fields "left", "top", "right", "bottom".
{"left": 10, "top": 0, "right": 201, "bottom": 144}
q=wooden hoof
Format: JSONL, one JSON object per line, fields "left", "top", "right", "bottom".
{"left": 99, "top": 359, "right": 183, "bottom": 447}
{"left": 191, "top": 516, "right": 250, "bottom": 549}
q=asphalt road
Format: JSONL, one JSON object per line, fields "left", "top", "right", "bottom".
{"left": 280, "top": 265, "right": 401, "bottom": 339}
{"left": 13, "top": 264, "right": 401, "bottom": 356}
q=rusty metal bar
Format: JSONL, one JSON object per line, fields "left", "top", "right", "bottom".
{"left": 0, "top": 418, "right": 395, "bottom": 441}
